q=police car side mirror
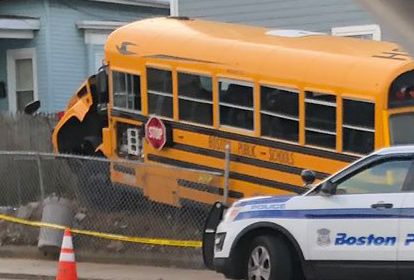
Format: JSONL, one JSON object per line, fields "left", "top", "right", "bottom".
{"left": 320, "top": 180, "right": 336, "bottom": 196}
{"left": 301, "top": 169, "right": 316, "bottom": 188}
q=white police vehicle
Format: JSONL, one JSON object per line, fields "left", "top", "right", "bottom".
{"left": 202, "top": 146, "right": 414, "bottom": 280}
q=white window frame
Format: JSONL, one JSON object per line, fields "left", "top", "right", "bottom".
{"left": 331, "top": 24, "right": 381, "bottom": 41}
{"left": 6, "top": 48, "right": 38, "bottom": 113}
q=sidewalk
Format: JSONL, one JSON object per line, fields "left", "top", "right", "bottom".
{"left": 0, "top": 258, "right": 226, "bottom": 280}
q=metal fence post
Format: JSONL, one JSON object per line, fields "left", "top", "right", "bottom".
{"left": 36, "top": 152, "right": 45, "bottom": 203}
{"left": 223, "top": 144, "right": 230, "bottom": 206}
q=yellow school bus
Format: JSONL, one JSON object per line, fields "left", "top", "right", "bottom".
{"left": 52, "top": 17, "right": 414, "bottom": 207}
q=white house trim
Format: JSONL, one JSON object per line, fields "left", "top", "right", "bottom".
{"left": 170, "top": 0, "right": 178, "bottom": 16}
{"left": 0, "top": 17, "right": 40, "bottom": 39}
{"left": 84, "top": 32, "right": 109, "bottom": 45}
{"left": 76, "top": 20, "right": 127, "bottom": 30}
{"left": 332, "top": 24, "right": 381, "bottom": 41}
{"left": 87, "top": 0, "right": 169, "bottom": 9}
{"left": 77, "top": 20, "right": 129, "bottom": 44}
{"left": 0, "top": 30, "right": 35, "bottom": 39}
{"left": 7, "top": 48, "right": 38, "bottom": 113}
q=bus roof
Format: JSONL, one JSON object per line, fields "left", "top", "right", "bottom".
{"left": 105, "top": 17, "right": 414, "bottom": 101}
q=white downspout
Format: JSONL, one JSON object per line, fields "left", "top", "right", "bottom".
{"left": 170, "top": 0, "right": 178, "bottom": 16}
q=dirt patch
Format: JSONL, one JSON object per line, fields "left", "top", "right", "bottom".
{"left": 0, "top": 199, "right": 207, "bottom": 268}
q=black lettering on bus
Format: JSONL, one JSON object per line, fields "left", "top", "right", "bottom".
{"left": 373, "top": 49, "right": 410, "bottom": 61}
{"left": 269, "top": 148, "right": 294, "bottom": 165}
{"left": 208, "top": 136, "right": 231, "bottom": 152}
{"left": 237, "top": 142, "right": 257, "bottom": 158}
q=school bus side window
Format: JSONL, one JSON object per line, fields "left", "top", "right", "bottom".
{"left": 113, "top": 71, "right": 141, "bottom": 111}
{"left": 178, "top": 72, "right": 213, "bottom": 126}
{"left": 261, "top": 86, "right": 299, "bottom": 142}
{"left": 219, "top": 79, "right": 254, "bottom": 130}
{"left": 305, "top": 91, "right": 336, "bottom": 149}
{"left": 343, "top": 99, "right": 375, "bottom": 154}
{"left": 147, "top": 67, "right": 173, "bottom": 118}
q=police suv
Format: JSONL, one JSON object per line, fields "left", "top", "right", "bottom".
{"left": 202, "top": 146, "right": 414, "bottom": 280}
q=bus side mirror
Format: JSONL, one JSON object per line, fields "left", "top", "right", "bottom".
{"left": 320, "top": 180, "right": 336, "bottom": 196}
{"left": 24, "top": 100, "right": 41, "bottom": 115}
{"left": 96, "top": 70, "right": 108, "bottom": 103}
{"left": 301, "top": 169, "right": 316, "bottom": 188}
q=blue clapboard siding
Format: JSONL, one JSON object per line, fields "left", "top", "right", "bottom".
{"left": 48, "top": 0, "right": 168, "bottom": 112}
{"left": 0, "top": 0, "right": 47, "bottom": 112}
{"left": 178, "top": 0, "right": 391, "bottom": 38}
{"left": 0, "top": 0, "right": 168, "bottom": 113}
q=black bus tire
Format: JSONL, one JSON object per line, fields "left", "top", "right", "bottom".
{"left": 77, "top": 161, "right": 120, "bottom": 210}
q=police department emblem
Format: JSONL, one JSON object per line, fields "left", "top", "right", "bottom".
{"left": 317, "top": 228, "right": 331, "bottom": 246}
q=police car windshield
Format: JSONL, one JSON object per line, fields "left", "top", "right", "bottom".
{"left": 389, "top": 113, "right": 414, "bottom": 145}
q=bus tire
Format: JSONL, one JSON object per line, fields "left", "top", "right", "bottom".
{"left": 78, "top": 161, "right": 119, "bottom": 211}
{"left": 245, "top": 235, "right": 293, "bottom": 280}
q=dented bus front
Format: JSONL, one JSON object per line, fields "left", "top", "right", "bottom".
{"left": 52, "top": 71, "right": 110, "bottom": 157}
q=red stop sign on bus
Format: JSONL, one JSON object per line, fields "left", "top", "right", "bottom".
{"left": 145, "top": 117, "right": 167, "bottom": 150}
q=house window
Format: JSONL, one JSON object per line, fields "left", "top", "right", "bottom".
{"left": 343, "top": 99, "right": 375, "bottom": 154}
{"left": 305, "top": 91, "right": 337, "bottom": 149}
{"left": 219, "top": 79, "right": 254, "bottom": 130}
{"left": 331, "top": 24, "right": 381, "bottom": 41}
{"left": 147, "top": 67, "right": 173, "bottom": 118}
{"left": 7, "top": 48, "right": 38, "bottom": 113}
{"left": 112, "top": 71, "right": 141, "bottom": 111}
{"left": 178, "top": 72, "right": 213, "bottom": 126}
{"left": 261, "top": 85, "right": 299, "bottom": 142}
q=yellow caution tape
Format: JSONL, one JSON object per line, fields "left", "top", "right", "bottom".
{"left": 0, "top": 214, "right": 202, "bottom": 248}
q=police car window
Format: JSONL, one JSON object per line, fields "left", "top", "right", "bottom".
{"left": 336, "top": 159, "right": 412, "bottom": 195}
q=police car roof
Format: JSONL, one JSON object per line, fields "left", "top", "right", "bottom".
{"left": 374, "top": 145, "right": 414, "bottom": 156}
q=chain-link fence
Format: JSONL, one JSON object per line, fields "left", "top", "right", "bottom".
{"left": 0, "top": 151, "right": 226, "bottom": 268}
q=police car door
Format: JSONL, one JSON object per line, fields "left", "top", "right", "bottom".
{"left": 397, "top": 163, "right": 414, "bottom": 280}
{"left": 306, "top": 156, "right": 413, "bottom": 279}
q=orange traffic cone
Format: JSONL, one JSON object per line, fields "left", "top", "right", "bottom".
{"left": 56, "top": 229, "right": 78, "bottom": 280}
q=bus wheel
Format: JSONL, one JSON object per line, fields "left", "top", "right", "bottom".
{"left": 78, "top": 161, "right": 119, "bottom": 211}
{"left": 245, "top": 235, "right": 292, "bottom": 280}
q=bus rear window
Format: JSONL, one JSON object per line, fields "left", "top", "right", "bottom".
{"left": 388, "top": 71, "right": 414, "bottom": 108}
{"left": 389, "top": 113, "right": 414, "bottom": 145}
